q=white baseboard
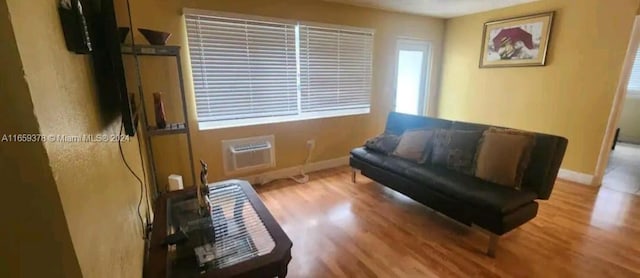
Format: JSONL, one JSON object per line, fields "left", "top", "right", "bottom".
{"left": 241, "top": 156, "right": 349, "bottom": 185}
{"left": 557, "top": 169, "right": 596, "bottom": 186}
{"left": 240, "top": 159, "right": 598, "bottom": 187}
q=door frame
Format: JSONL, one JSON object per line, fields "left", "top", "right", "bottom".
{"left": 594, "top": 15, "right": 640, "bottom": 185}
{"left": 392, "top": 38, "right": 433, "bottom": 116}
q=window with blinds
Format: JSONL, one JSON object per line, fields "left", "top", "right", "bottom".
{"left": 299, "top": 25, "right": 373, "bottom": 115}
{"left": 186, "top": 13, "right": 298, "bottom": 125}
{"left": 184, "top": 9, "right": 374, "bottom": 129}
{"left": 627, "top": 46, "right": 640, "bottom": 97}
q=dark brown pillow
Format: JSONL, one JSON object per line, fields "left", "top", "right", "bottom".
{"left": 392, "top": 129, "right": 435, "bottom": 163}
{"left": 364, "top": 133, "right": 401, "bottom": 155}
{"left": 431, "top": 129, "right": 483, "bottom": 174}
{"left": 474, "top": 128, "right": 535, "bottom": 188}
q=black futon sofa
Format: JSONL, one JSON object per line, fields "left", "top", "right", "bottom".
{"left": 350, "top": 112, "right": 568, "bottom": 256}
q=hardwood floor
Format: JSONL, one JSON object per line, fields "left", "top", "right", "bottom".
{"left": 255, "top": 167, "right": 640, "bottom": 277}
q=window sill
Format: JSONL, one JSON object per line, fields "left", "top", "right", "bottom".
{"left": 198, "top": 108, "right": 370, "bottom": 131}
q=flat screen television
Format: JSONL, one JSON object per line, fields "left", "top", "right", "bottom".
{"left": 86, "top": 0, "right": 137, "bottom": 136}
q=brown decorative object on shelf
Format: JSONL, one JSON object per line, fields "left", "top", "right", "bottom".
{"left": 153, "top": 92, "right": 167, "bottom": 129}
{"left": 138, "top": 28, "right": 171, "bottom": 45}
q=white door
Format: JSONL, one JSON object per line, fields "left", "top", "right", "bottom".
{"left": 394, "top": 39, "right": 432, "bottom": 115}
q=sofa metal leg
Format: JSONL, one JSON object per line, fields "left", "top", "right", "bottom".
{"left": 487, "top": 234, "right": 499, "bottom": 258}
{"left": 351, "top": 168, "right": 357, "bottom": 183}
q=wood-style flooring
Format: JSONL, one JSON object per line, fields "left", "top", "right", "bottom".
{"left": 256, "top": 167, "right": 640, "bottom": 277}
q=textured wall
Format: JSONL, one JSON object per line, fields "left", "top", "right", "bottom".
{"left": 5, "top": 0, "right": 150, "bottom": 277}
{"left": 0, "top": 0, "right": 82, "bottom": 276}
{"left": 439, "top": 0, "right": 640, "bottom": 175}
{"left": 125, "top": 0, "right": 445, "bottom": 187}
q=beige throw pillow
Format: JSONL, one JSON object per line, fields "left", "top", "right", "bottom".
{"left": 392, "top": 129, "right": 435, "bottom": 163}
{"left": 474, "top": 128, "right": 535, "bottom": 188}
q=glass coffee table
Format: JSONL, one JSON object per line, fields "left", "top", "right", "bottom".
{"left": 145, "top": 180, "right": 292, "bottom": 277}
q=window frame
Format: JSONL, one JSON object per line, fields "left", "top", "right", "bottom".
{"left": 183, "top": 9, "right": 375, "bottom": 130}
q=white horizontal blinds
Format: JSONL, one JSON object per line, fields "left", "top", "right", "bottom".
{"left": 299, "top": 25, "right": 373, "bottom": 113}
{"left": 628, "top": 47, "right": 640, "bottom": 94}
{"left": 185, "top": 13, "right": 298, "bottom": 122}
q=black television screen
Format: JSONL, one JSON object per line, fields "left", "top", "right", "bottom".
{"left": 87, "top": 0, "right": 137, "bottom": 136}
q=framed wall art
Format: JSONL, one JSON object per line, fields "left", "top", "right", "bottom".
{"left": 480, "top": 12, "right": 554, "bottom": 68}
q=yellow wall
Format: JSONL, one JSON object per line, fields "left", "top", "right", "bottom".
{"left": 4, "top": 0, "right": 150, "bottom": 277}
{"left": 439, "top": 0, "right": 640, "bottom": 175}
{"left": 126, "top": 0, "right": 445, "bottom": 187}
{"left": 0, "top": 0, "right": 82, "bottom": 276}
{"left": 619, "top": 96, "right": 640, "bottom": 143}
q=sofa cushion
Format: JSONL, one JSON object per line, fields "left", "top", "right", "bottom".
{"left": 431, "top": 129, "right": 483, "bottom": 174}
{"left": 351, "top": 147, "right": 537, "bottom": 213}
{"left": 351, "top": 147, "right": 387, "bottom": 168}
{"left": 475, "top": 128, "right": 535, "bottom": 188}
{"left": 392, "top": 128, "right": 435, "bottom": 163}
{"left": 405, "top": 165, "right": 538, "bottom": 213}
{"left": 364, "top": 133, "right": 401, "bottom": 155}
{"left": 351, "top": 147, "right": 416, "bottom": 176}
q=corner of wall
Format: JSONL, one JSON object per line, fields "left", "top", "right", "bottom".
{"left": 0, "top": 0, "right": 82, "bottom": 276}
{"left": 4, "top": 0, "right": 150, "bottom": 276}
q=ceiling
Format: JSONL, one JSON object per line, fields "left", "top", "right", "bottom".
{"left": 323, "top": 0, "right": 539, "bottom": 18}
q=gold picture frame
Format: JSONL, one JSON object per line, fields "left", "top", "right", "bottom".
{"left": 479, "top": 12, "right": 554, "bottom": 68}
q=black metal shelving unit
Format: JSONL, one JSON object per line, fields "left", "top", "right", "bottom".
{"left": 122, "top": 44, "right": 196, "bottom": 197}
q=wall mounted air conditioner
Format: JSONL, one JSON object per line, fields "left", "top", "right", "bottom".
{"left": 222, "top": 135, "right": 275, "bottom": 175}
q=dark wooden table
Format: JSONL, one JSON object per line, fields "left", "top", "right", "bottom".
{"left": 144, "top": 180, "right": 292, "bottom": 278}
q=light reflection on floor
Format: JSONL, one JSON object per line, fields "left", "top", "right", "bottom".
{"left": 327, "top": 202, "right": 353, "bottom": 223}
{"left": 589, "top": 187, "right": 632, "bottom": 229}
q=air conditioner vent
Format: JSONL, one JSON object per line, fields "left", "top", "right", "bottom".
{"left": 222, "top": 135, "right": 275, "bottom": 175}
{"left": 232, "top": 142, "right": 270, "bottom": 153}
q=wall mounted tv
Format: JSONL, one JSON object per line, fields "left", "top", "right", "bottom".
{"left": 81, "top": 0, "right": 138, "bottom": 136}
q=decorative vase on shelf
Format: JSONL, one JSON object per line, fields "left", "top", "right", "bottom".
{"left": 153, "top": 92, "right": 167, "bottom": 129}
{"left": 138, "top": 28, "right": 172, "bottom": 46}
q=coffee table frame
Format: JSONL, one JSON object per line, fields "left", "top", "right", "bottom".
{"left": 144, "top": 180, "right": 292, "bottom": 278}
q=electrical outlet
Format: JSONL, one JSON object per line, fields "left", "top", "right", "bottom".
{"left": 307, "top": 139, "right": 316, "bottom": 149}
